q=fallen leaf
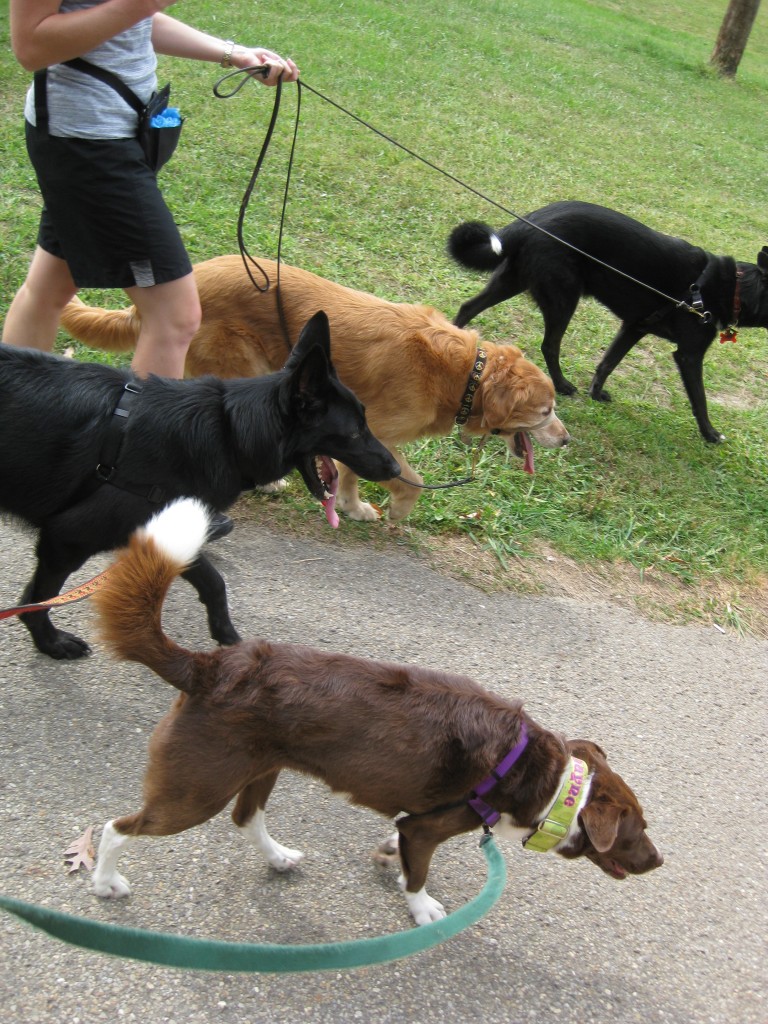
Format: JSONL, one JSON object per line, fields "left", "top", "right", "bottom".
{"left": 63, "top": 826, "right": 95, "bottom": 873}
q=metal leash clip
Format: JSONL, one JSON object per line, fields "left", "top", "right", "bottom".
{"left": 688, "top": 282, "right": 712, "bottom": 323}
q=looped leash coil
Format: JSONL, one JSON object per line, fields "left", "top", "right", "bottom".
{"left": 0, "top": 835, "right": 505, "bottom": 973}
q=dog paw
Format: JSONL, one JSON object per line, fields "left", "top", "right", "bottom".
{"left": 37, "top": 631, "right": 91, "bottom": 660}
{"left": 404, "top": 887, "right": 446, "bottom": 926}
{"left": 387, "top": 497, "right": 419, "bottom": 521}
{"left": 255, "top": 479, "right": 288, "bottom": 494}
{"left": 339, "top": 501, "right": 381, "bottom": 522}
{"left": 267, "top": 844, "right": 305, "bottom": 872}
{"left": 93, "top": 871, "right": 131, "bottom": 899}
{"left": 589, "top": 385, "right": 611, "bottom": 403}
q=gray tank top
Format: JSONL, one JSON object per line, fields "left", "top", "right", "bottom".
{"left": 24, "top": 0, "right": 157, "bottom": 139}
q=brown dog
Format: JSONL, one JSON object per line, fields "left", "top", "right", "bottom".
{"left": 91, "top": 499, "right": 661, "bottom": 925}
{"left": 61, "top": 257, "right": 570, "bottom": 521}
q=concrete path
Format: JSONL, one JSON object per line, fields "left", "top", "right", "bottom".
{"left": 0, "top": 515, "right": 765, "bottom": 1024}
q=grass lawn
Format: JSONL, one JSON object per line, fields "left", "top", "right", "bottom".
{"left": 1, "top": 0, "right": 766, "bottom": 634}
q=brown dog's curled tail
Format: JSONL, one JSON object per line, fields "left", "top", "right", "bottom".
{"left": 92, "top": 498, "right": 211, "bottom": 692}
{"left": 60, "top": 295, "right": 141, "bottom": 354}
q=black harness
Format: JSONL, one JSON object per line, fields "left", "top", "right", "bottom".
{"left": 95, "top": 382, "right": 166, "bottom": 504}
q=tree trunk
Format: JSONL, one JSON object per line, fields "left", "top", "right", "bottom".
{"left": 709, "top": 0, "right": 761, "bottom": 77}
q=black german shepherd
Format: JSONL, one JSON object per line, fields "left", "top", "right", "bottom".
{"left": 448, "top": 201, "right": 768, "bottom": 442}
{"left": 0, "top": 311, "right": 399, "bottom": 660}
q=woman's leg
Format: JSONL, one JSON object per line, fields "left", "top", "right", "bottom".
{"left": 2, "top": 246, "right": 77, "bottom": 350}
{"left": 126, "top": 271, "right": 201, "bottom": 379}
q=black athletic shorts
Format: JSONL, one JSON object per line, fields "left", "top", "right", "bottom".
{"left": 25, "top": 120, "right": 192, "bottom": 289}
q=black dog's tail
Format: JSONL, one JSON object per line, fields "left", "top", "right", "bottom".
{"left": 92, "top": 498, "right": 211, "bottom": 694}
{"left": 447, "top": 220, "right": 506, "bottom": 272}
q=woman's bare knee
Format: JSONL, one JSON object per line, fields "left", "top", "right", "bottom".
{"left": 127, "top": 275, "right": 201, "bottom": 378}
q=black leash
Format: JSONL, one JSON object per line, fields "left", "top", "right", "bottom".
{"left": 212, "top": 69, "right": 481, "bottom": 494}
{"left": 214, "top": 70, "right": 711, "bottom": 336}
{"left": 214, "top": 66, "right": 296, "bottom": 352}
{"left": 397, "top": 472, "right": 474, "bottom": 491}
{"left": 294, "top": 80, "right": 710, "bottom": 320}
{"left": 215, "top": 71, "right": 717, "bottom": 499}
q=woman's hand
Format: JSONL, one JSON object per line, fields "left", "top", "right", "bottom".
{"left": 230, "top": 46, "right": 299, "bottom": 85}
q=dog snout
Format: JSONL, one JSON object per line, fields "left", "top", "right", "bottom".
{"left": 631, "top": 838, "right": 664, "bottom": 875}
{"left": 533, "top": 419, "right": 570, "bottom": 448}
{"left": 370, "top": 452, "right": 401, "bottom": 481}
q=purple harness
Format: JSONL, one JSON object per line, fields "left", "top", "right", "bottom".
{"left": 467, "top": 721, "right": 529, "bottom": 827}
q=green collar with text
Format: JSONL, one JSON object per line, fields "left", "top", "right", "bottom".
{"left": 523, "top": 757, "right": 589, "bottom": 853}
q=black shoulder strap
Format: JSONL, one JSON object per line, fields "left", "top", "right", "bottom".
{"left": 32, "top": 59, "right": 144, "bottom": 139}
{"left": 62, "top": 57, "right": 145, "bottom": 114}
{"left": 33, "top": 70, "right": 49, "bottom": 135}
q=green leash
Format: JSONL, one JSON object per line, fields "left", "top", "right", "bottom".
{"left": 0, "top": 835, "right": 505, "bottom": 973}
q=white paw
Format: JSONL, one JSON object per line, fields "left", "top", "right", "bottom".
{"left": 267, "top": 844, "right": 305, "bottom": 872}
{"left": 339, "top": 500, "right": 380, "bottom": 522}
{"left": 93, "top": 871, "right": 132, "bottom": 899}
{"left": 404, "top": 887, "right": 446, "bottom": 925}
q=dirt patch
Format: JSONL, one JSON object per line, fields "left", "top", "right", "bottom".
{"left": 232, "top": 494, "right": 768, "bottom": 640}
{"left": 424, "top": 533, "right": 768, "bottom": 639}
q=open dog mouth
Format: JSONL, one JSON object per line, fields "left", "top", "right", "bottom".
{"left": 513, "top": 431, "right": 535, "bottom": 475}
{"left": 298, "top": 455, "right": 340, "bottom": 528}
{"left": 600, "top": 857, "right": 628, "bottom": 880}
{"left": 586, "top": 848, "right": 629, "bottom": 880}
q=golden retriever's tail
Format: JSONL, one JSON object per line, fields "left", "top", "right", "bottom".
{"left": 92, "top": 499, "right": 212, "bottom": 693}
{"left": 60, "top": 295, "right": 142, "bottom": 353}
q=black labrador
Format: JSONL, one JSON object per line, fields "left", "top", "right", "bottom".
{"left": 0, "top": 311, "right": 399, "bottom": 659}
{"left": 448, "top": 200, "right": 768, "bottom": 442}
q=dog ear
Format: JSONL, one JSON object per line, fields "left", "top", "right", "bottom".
{"left": 480, "top": 375, "right": 510, "bottom": 431}
{"left": 479, "top": 349, "right": 544, "bottom": 430}
{"left": 758, "top": 249, "right": 768, "bottom": 275}
{"left": 568, "top": 738, "right": 608, "bottom": 761}
{"left": 283, "top": 312, "right": 339, "bottom": 419}
{"left": 285, "top": 310, "right": 333, "bottom": 370}
{"left": 580, "top": 800, "right": 622, "bottom": 853}
{"left": 480, "top": 366, "right": 533, "bottom": 430}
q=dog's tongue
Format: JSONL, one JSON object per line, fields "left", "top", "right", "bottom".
{"left": 321, "top": 469, "right": 340, "bottom": 529}
{"left": 321, "top": 487, "right": 339, "bottom": 528}
{"left": 515, "top": 431, "right": 535, "bottom": 474}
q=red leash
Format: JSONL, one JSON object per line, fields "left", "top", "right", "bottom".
{"left": 0, "top": 568, "right": 112, "bottom": 621}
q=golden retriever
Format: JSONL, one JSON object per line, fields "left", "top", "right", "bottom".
{"left": 61, "top": 257, "right": 570, "bottom": 520}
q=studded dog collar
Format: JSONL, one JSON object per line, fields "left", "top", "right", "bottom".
{"left": 455, "top": 348, "right": 487, "bottom": 426}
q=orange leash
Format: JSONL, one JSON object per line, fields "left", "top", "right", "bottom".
{"left": 0, "top": 568, "right": 112, "bottom": 620}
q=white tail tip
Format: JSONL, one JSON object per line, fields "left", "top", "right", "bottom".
{"left": 490, "top": 233, "right": 503, "bottom": 256}
{"left": 142, "top": 497, "right": 211, "bottom": 566}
